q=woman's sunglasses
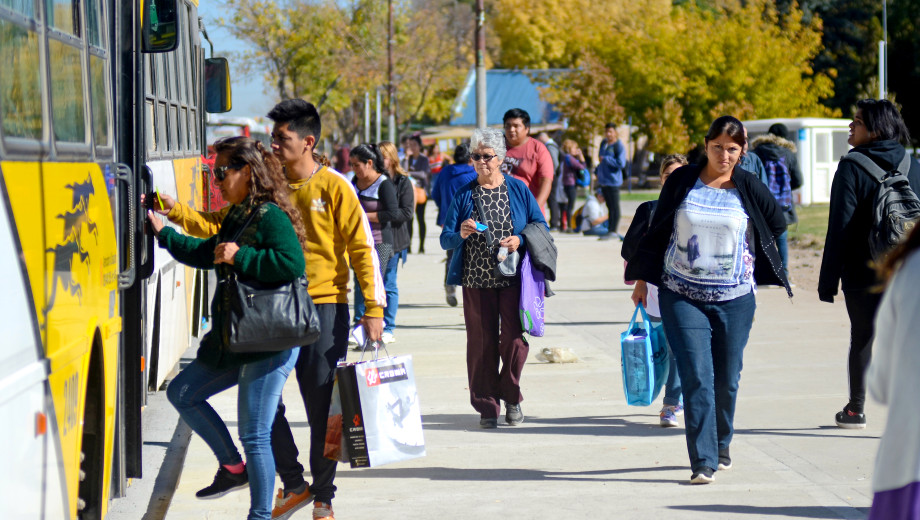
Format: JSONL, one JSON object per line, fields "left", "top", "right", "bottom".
{"left": 471, "top": 153, "right": 498, "bottom": 162}
{"left": 213, "top": 163, "right": 246, "bottom": 181}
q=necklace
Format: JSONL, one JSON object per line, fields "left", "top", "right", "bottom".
{"left": 288, "top": 162, "right": 320, "bottom": 190}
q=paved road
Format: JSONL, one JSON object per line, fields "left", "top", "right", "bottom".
{"left": 150, "top": 201, "right": 878, "bottom": 520}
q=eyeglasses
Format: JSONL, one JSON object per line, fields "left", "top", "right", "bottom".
{"left": 213, "top": 164, "right": 245, "bottom": 181}
{"left": 471, "top": 153, "right": 498, "bottom": 163}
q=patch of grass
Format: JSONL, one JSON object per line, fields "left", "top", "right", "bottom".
{"left": 787, "top": 203, "right": 829, "bottom": 250}
{"left": 619, "top": 190, "right": 660, "bottom": 202}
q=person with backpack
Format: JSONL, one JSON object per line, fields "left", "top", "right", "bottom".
{"left": 751, "top": 123, "right": 804, "bottom": 280}
{"left": 818, "top": 98, "right": 920, "bottom": 430}
{"left": 537, "top": 131, "right": 564, "bottom": 231}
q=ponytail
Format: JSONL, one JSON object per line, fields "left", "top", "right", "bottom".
{"left": 350, "top": 143, "right": 386, "bottom": 175}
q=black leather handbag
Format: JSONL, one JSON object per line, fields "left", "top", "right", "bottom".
{"left": 221, "top": 205, "right": 321, "bottom": 353}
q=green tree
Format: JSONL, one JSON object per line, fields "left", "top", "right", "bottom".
{"left": 888, "top": 0, "right": 920, "bottom": 142}
{"left": 527, "top": 0, "right": 837, "bottom": 154}
{"left": 218, "top": 0, "right": 474, "bottom": 143}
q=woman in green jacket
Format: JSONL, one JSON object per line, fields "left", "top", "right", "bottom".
{"left": 149, "top": 137, "right": 307, "bottom": 519}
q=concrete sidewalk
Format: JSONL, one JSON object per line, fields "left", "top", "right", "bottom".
{"left": 165, "top": 206, "right": 878, "bottom": 520}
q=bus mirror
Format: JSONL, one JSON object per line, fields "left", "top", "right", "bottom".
{"left": 142, "top": 0, "right": 179, "bottom": 52}
{"left": 205, "top": 58, "right": 232, "bottom": 113}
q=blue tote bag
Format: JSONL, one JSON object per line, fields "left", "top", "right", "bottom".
{"left": 620, "top": 303, "right": 670, "bottom": 406}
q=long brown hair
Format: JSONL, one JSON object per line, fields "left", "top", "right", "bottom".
{"left": 876, "top": 224, "right": 920, "bottom": 285}
{"left": 377, "top": 141, "right": 408, "bottom": 177}
{"left": 213, "top": 136, "right": 308, "bottom": 251}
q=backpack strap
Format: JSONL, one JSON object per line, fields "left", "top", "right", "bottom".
{"left": 842, "top": 151, "right": 913, "bottom": 182}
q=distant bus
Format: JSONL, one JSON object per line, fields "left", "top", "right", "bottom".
{"left": 206, "top": 115, "right": 273, "bottom": 150}
{"left": 0, "top": 0, "right": 230, "bottom": 518}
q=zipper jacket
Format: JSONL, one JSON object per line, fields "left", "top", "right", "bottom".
{"left": 624, "top": 163, "right": 792, "bottom": 298}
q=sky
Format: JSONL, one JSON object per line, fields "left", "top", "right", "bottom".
{"left": 197, "top": 2, "right": 272, "bottom": 119}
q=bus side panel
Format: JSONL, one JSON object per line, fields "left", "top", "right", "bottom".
{"left": 0, "top": 168, "right": 69, "bottom": 519}
{"left": 4, "top": 161, "right": 121, "bottom": 517}
{"left": 147, "top": 159, "right": 199, "bottom": 389}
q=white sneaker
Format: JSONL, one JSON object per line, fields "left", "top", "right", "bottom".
{"left": 381, "top": 331, "right": 396, "bottom": 344}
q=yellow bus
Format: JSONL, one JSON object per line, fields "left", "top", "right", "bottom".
{"left": 0, "top": 0, "right": 230, "bottom": 517}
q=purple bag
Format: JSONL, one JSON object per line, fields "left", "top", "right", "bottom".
{"left": 519, "top": 251, "right": 545, "bottom": 336}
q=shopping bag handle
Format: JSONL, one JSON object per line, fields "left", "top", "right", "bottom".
{"left": 629, "top": 302, "right": 650, "bottom": 329}
{"left": 358, "top": 339, "right": 390, "bottom": 362}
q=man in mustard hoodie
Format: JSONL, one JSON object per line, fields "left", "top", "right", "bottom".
{"left": 154, "top": 100, "right": 382, "bottom": 520}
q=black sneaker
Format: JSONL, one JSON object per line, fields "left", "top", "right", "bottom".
{"left": 835, "top": 404, "right": 867, "bottom": 429}
{"left": 505, "top": 403, "right": 524, "bottom": 426}
{"left": 479, "top": 417, "right": 498, "bottom": 429}
{"left": 718, "top": 448, "right": 732, "bottom": 470}
{"left": 690, "top": 467, "right": 715, "bottom": 484}
{"left": 196, "top": 466, "right": 249, "bottom": 499}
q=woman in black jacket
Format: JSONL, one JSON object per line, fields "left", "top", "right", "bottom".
{"left": 350, "top": 144, "right": 399, "bottom": 341}
{"left": 626, "top": 116, "right": 789, "bottom": 485}
{"left": 818, "top": 99, "right": 920, "bottom": 429}
{"left": 378, "top": 141, "right": 416, "bottom": 343}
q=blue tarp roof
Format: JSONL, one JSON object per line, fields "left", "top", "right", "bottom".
{"left": 450, "top": 69, "right": 564, "bottom": 126}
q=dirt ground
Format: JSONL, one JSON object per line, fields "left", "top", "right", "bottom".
{"left": 787, "top": 236, "right": 824, "bottom": 292}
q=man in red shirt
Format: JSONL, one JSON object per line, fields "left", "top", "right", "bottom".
{"left": 500, "top": 108, "right": 555, "bottom": 212}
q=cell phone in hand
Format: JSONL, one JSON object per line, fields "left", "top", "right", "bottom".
{"left": 475, "top": 222, "right": 488, "bottom": 232}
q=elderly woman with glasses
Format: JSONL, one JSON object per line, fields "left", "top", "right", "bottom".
{"left": 440, "top": 127, "right": 547, "bottom": 429}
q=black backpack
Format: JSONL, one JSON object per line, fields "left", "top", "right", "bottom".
{"left": 840, "top": 151, "right": 920, "bottom": 260}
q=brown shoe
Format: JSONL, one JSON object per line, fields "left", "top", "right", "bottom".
{"left": 313, "top": 501, "right": 335, "bottom": 520}
{"left": 271, "top": 485, "right": 313, "bottom": 519}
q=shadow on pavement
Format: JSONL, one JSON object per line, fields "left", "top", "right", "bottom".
{"left": 337, "top": 464, "right": 684, "bottom": 484}
{"left": 420, "top": 413, "right": 686, "bottom": 437}
{"left": 668, "top": 504, "right": 870, "bottom": 518}
{"left": 735, "top": 427, "right": 881, "bottom": 441}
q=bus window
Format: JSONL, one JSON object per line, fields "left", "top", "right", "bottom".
{"left": 45, "top": 0, "right": 79, "bottom": 36}
{"left": 89, "top": 54, "right": 110, "bottom": 147}
{"left": 169, "top": 104, "right": 178, "bottom": 151}
{"left": 48, "top": 39, "right": 86, "bottom": 142}
{"left": 180, "top": 106, "right": 188, "bottom": 151}
{"left": 157, "top": 101, "right": 167, "bottom": 153}
{"left": 1, "top": 1, "right": 35, "bottom": 16}
{"left": 146, "top": 99, "right": 155, "bottom": 152}
{"left": 141, "top": 0, "right": 178, "bottom": 53}
{"left": 84, "top": 0, "right": 102, "bottom": 47}
{"left": 0, "top": 18, "right": 43, "bottom": 139}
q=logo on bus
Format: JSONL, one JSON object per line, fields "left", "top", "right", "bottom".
{"left": 45, "top": 174, "right": 97, "bottom": 316}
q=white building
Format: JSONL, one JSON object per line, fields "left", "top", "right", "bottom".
{"left": 744, "top": 118, "right": 852, "bottom": 205}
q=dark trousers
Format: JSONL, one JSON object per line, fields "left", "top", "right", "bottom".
{"left": 271, "top": 303, "right": 350, "bottom": 504}
{"left": 843, "top": 289, "right": 882, "bottom": 413}
{"left": 547, "top": 175, "right": 562, "bottom": 229}
{"left": 659, "top": 288, "right": 756, "bottom": 472}
{"left": 600, "top": 185, "right": 621, "bottom": 235}
{"left": 563, "top": 185, "right": 577, "bottom": 230}
{"left": 410, "top": 200, "right": 428, "bottom": 253}
{"left": 461, "top": 284, "right": 530, "bottom": 418}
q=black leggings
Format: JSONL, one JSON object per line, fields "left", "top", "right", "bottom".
{"left": 843, "top": 289, "right": 882, "bottom": 412}
{"left": 563, "top": 185, "right": 577, "bottom": 229}
{"left": 412, "top": 200, "right": 427, "bottom": 253}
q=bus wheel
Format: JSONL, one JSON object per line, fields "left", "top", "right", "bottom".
{"left": 77, "top": 347, "right": 104, "bottom": 520}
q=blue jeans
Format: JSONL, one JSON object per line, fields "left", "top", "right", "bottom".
{"left": 583, "top": 222, "right": 609, "bottom": 236}
{"left": 167, "top": 349, "right": 299, "bottom": 520}
{"left": 353, "top": 249, "right": 401, "bottom": 331}
{"left": 776, "top": 230, "right": 789, "bottom": 278}
{"left": 659, "top": 288, "right": 755, "bottom": 472}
